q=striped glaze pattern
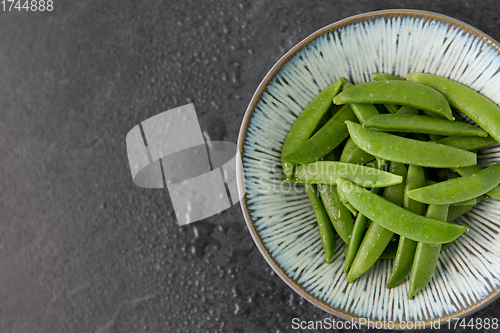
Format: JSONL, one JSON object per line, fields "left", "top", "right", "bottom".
{"left": 239, "top": 11, "right": 500, "bottom": 325}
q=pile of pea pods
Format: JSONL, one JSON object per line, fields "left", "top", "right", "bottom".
{"left": 281, "top": 72, "right": 500, "bottom": 299}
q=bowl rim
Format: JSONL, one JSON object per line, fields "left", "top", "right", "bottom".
{"left": 236, "top": 9, "right": 500, "bottom": 329}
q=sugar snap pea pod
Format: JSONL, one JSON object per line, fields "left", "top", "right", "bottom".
{"left": 346, "top": 121, "right": 477, "bottom": 168}
{"left": 329, "top": 104, "right": 344, "bottom": 117}
{"left": 408, "top": 162, "right": 500, "bottom": 205}
{"left": 364, "top": 114, "right": 488, "bottom": 137}
{"left": 344, "top": 214, "right": 368, "bottom": 273}
{"left": 373, "top": 157, "right": 390, "bottom": 171}
{"left": 479, "top": 194, "right": 489, "bottom": 202}
{"left": 346, "top": 162, "right": 407, "bottom": 282}
{"left": 291, "top": 161, "right": 402, "bottom": 188}
{"left": 428, "top": 134, "right": 445, "bottom": 142}
{"left": 340, "top": 137, "right": 375, "bottom": 164}
{"left": 408, "top": 204, "right": 449, "bottom": 299}
{"left": 284, "top": 104, "right": 358, "bottom": 163}
{"left": 384, "top": 104, "right": 400, "bottom": 114}
{"left": 450, "top": 198, "right": 477, "bottom": 206}
{"left": 421, "top": 109, "right": 445, "bottom": 119}
{"left": 305, "top": 184, "right": 336, "bottom": 263}
{"left": 407, "top": 72, "right": 500, "bottom": 142}
{"left": 451, "top": 165, "right": 482, "bottom": 176}
{"left": 343, "top": 161, "right": 389, "bottom": 272}
{"left": 347, "top": 219, "right": 396, "bottom": 282}
{"left": 384, "top": 232, "right": 464, "bottom": 257}
{"left": 373, "top": 72, "right": 404, "bottom": 81}
{"left": 334, "top": 80, "right": 454, "bottom": 121}
{"left": 441, "top": 204, "right": 473, "bottom": 253}
{"left": 447, "top": 204, "right": 474, "bottom": 222}
{"left": 318, "top": 184, "right": 353, "bottom": 244}
{"left": 320, "top": 150, "right": 336, "bottom": 161}
{"left": 338, "top": 185, "right": 358, "bottom": 217}
{"left": 387, "top": 165, "right": 426, "bottom": 289}
{"left": 438, "top": 136, "right": 498, "bottom": 151}
{"left": 397, "top": 105, "right": 419, "bottom": 115}
{"left": 387, "top": 237, "right": 417, "bottom": 288}
{"left": 385, "top": 162, "right": 409, "bottom": 208}
{"left": 452, "top": 165, "right": 500, "bottom": 200}
{"left": 336, "top": 187, "right": 358, "bottom": 217}
{"left": 339, "top": 78, "right": 380, "bottom": 123}
{"left": 344, "top": 203, "right": 358, "bottom": 216}
{"left": 336, "top": 178, "right": 467, "bottom": 244}
{"left": 281, "top": 79, "right": 342, "bottom": 178}
{"left": 379, "top": 241, "right": 399, "bottom": 259}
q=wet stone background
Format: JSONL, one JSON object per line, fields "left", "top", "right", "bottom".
{"left": 1, "top": 1, "right": 500, "bottom": 332}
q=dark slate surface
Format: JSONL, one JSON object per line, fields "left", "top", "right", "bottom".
{"left": 1, "top": 1, "right": 500, "bottom": 332}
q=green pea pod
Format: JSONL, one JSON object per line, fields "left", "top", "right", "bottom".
{"left": 336, "top": 178, "right": 467, "bottom": 244}
{"left": 452, "top": 165, "right": 500, "bottom": 200}
{"left": 320, "top": 150, "right": 336, "bottom": 161}
{"left": 404, "top": 165, "right": 427, "bottom": 215}
{"left": 346, "top": 121, "right": 477, "bottom": 168}
{"left": 384, "top": 237, "right": 456, "bottom": 259}
{"left": 281, "top": 79, "right": 342, "bottom": 178}
{"left": 347, "top": 221, "right": 395, "bottom": 282}
{"left": 383, "top": 104, "right": 400, "bottom": 114}
{"left": 339, "top": 78, "right": 380, "bottom": 123}
{"left": 408, "top": 162, "right": 500, "bottom": 205}
{"left": 434, "top": 200, "right": 464, "bottom": 254}
{"left": 318, "top": 184, "right": 354, "bottom": 244}
{"left": 346, "top": 162, "right": 407, "bottom": 283}
{"left": 343, "top": 203, "right": 359, "bottom": 217}
{"left": 335, "top": 186, "right": 358, "bottom": 217}
{"left": 364, "top": 114, "right": 487, "bottom": 137}
{"left": 438, "top": 136, "right": 497, "bottom": 151}
{"left": 452, "top": 165, "right": 482, "bottom": 176}
{"left": 340, "top": 137, "right": 375, "bottom": 164}
{"left": 407, "top": 72, "right": 500, "bottom": 142}
{"left": 290, "top": 161, "right": 403, "bottom": 188}
{"left": 397, "top": 105, "right": 419, "bottom": 115}
{"left": 344, "top": 214, "right": 368, "bottom": 273}
{"left": 285, "top": 104, "right": 358, "bottom": 163}
{"left": 408, "top": 204, "right": 449, "bottom": 299}
{"left": 329, "top": 104, "right": 344, "bottom": 117}
{"left": 379, "top": 240, "right": 399, "bottom": 259}
{"left": 387, "top": 238, "right": 417, "bottom": 288}
{"left": 428, "top": 134, "right": 446, "bottom": 141}
{"left": 334, "top": 80, "right": 454, "bottom": 121}
{"left": 447, "top": 204, "right": 474, "bottom": 222}
{"left": 305, "top": 184, "right": 336, "bottom": 263}
{"left": 373, "top": 72, "right": 404, "bottom": 81}
{"left": 385, "top": 163, "right": 409, "bottom": 208}
{"left": 343, "top": 161, "right": 389, "bottom": 273}
{"left": 374, "top": 158, "right": 390, "bottom": 171}
{"left": 450, "top": 198, "right": 477, "bottom": 206}
{"left": 387, "top": 165, "right": 426, "bottom": 289}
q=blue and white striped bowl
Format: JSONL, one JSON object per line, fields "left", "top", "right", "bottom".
{"left": 237, "top": 10, "right": 500, "bottom": 328}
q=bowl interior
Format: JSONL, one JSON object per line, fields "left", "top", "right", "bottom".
{"left": 237, "top": 9, "right": 500, "bottom": 327}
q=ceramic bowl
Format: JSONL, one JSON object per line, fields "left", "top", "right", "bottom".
{"left": 237, "top": 9, "right": 500, "bottom": 329}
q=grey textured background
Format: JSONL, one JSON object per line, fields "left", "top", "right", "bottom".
{"left": 1, "top": 1, "right": 500, "bottom": 332}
